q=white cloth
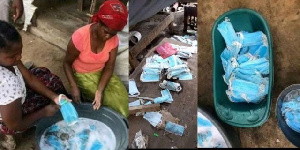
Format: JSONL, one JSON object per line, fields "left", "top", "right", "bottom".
{"left": 0, "top": 0, "right": 10, "bottom": 22}
{"left": 0, "top": 66, "right": 26, "bottom": 105}
{"left": 0, "top": 66, "right": 26, "bottom": 120}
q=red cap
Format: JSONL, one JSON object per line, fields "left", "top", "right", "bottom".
{"left": 92, "top": 0, "right": 128, "bottom": 31}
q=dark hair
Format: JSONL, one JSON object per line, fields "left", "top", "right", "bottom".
{"left": 0, "top": 20, "right": 22, "bottom": 50}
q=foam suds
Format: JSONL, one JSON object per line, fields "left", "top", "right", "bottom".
{"left": 39, "top": 118, "right": 116, "bottom": 150}
{"left": 197, "top": 112, "right": 228, "bottom": 148}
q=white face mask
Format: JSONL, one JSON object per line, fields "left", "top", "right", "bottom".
{"left": 128, "top": 79, "right": 140, "bottom": 96}
{"left": 143, "top": 112, "right": 162, "bottom": 127}
{"left": 159, "top": 80, "right": 182, "bottom": 92}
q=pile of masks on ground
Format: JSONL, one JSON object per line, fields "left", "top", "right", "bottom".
{"left": 171, "top": 35, "right": 198, "bottom": 47}
{"left": 197, "top": 111, "right": 227, "bottom": 148}
{"left": 140, "top": 42, "right": 196, "bottom": 82}
{"left": 282, "top": 97, "right": 300, "bottom": 133}
{"left": 218, "top": 18, "right": 269, "bottom": 104}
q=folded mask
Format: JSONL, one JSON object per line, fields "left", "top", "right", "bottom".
{"left": 159, "top": 80, "right": 182, "bottom": 92}
{"left": 140, "top": 72, "right": 160, "bottom": 82}
{"left": 165, "top": 121, "right": 184, "bottom": 136}
{"left": 129, "top": 79, "right": 140, "bottom": 96}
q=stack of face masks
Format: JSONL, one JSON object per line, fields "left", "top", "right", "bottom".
{"left": 165, "top": 55, "right": 193, "bottom": 80}
{"left": 140, "top": 55, "right": 165, "bottom": 82}
{"left": 218, "top": 18, "right": 269, "bottom": 104}
{"left": 140, "top": 54, "right": 193, "bottom": 82}
{"left": 282, "top": 97, "right": 300, "bottom": 133}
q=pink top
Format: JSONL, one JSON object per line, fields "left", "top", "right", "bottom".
{"left": 72, "top": 24, "right": 119, "bottom": 73}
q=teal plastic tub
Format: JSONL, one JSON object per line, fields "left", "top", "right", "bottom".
{"left": 212, "top": 8, "right": 273, "bottom": 127}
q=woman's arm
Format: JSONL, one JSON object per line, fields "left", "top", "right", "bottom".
{"left": 0, "top": 98, "right": 59, "bottom": 131}
{"left": 98, "top": 47, "right": 118, "bottom": 93}
{"left": 63, "top": 39, "right": 81, "bottom": 103}
{"left": 17, "top": 61, "right": 59, "bottom": 104}
{"left": 93, "top": 47, "right": 118, "bottom": 110}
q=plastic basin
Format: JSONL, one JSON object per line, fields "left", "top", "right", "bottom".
{"left": 35, "top": 103, "right": 129, "bottom": 150}
{"left": 212, "top": 8, "right": 273, "bottom": 127}
{"left": 276, "top": 84, "right": 300, "bottom": 147}
{"left": 198, "top": 106, "right": 241, "bottom": 148}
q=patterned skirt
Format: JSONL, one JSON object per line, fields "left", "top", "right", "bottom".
{"left": 0, "top": 67, "right": 67, "bottom": 135}
{"left": 74, "top": 70, "right": 128, "bottom": 117}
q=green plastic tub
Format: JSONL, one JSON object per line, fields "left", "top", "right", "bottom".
{"left": 212, "top": 8, "right": 273, "bottom": 127}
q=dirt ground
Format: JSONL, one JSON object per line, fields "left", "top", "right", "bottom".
{"left": 198, "top": 0, "right": 299, "bottom": 148}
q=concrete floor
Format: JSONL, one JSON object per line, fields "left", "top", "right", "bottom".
{"left": 198, "top": 0, "right": 299, "bottom": 148}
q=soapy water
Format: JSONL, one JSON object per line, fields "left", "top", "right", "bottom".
{"left": 197, "top": 112, "right": 228, "bottom": 148}
{"left": 39, "top": 118, "right": 116, "bottom": 150}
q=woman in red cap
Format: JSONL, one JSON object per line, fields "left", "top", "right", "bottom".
{"left": 63, "top": 0, "right": 128, "bottom": 117}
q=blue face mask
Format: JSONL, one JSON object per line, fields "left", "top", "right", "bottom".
{"left": 223, "top": 57, "right": 239, "bottom": 84}
{"left": 59, "top": 94, "right": 78, "bottom": 126}
{"left": 248, "top": 44, "right": 269, "bottom": 59}
{"left": 220, "top": 48, "right": 233, "bottom": 70}
{"left": 177, "top": 51, "right": 192, "bottom": 59}
{"left": 77, "top": 129, "right": 90, "bottom": 150}
{"left": 140, "top": 72, "right": 160, "bottom": 82}
{"left": 165, "top": 121, "right": 184, "bottom": 136}
{"left": 237, "top": 53, "right": 255, "bottom": 64}
{"left": 237, "top": 31, "right": 267, "bottom": 48}
{"left": 217, "top": 18, "right": 242, "bottom": 50}
{"left": 143, "top": 67, "right": 161, "bottom": 75}
{"left": 233, "top": 69, "right": 265, "bottom": 84}
{"left": 144, "top": 101, "right": 152, "bottom": 105}
{"left": 170, "top": 44, "right": 197, "bottom": 54}
{"left": 177, "top": 72, "right": 193, "bottom": 80}
{"left": 90, "top": 140, "right": 103, "bottom": 150}
{"left": 154, "top": 89, "right": 173, "bottom": 104}
{"left": 151, "top": 55, "right": 170, "bottom": 68}
{"left": 166, "top": 55, "right": 184, "bottom": 68}
{"left": 239, "top": 58, "right": 269, "bottom": 75}
{"left": 46, "top": 135, "right": 62, "bottom": 149}
{"left": 282, "top": 98, "right": 300, "bottom": 133}
{"left": 129, "top": 79, "right": 140, "bottom": 96}
{"left": 129, "top": 100, "right": 141, "bottom": 107}
{"left": 166, "top": 64, "right": 190, "bottom": 79}
{"left": 159, "top": 80, "right": 182, "bottom": 92}
{"left": 226, "top": 77, "right": 268, "bottom": 103}
{"left": 143, "top": 112, "right": 162, "bottom": 127}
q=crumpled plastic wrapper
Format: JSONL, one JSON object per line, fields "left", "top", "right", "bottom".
{"left": 131, "top": 130, "right": 148, "bottom": 149}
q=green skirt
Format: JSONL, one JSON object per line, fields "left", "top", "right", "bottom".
{"left": 74, "top": 70, "right": 128, "bottom": 117}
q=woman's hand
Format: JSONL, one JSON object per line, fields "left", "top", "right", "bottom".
{"left": 12, "top": 0, "right": 23, "bottom": 22}
{"left": 53, "top": 94, "right": 72, "bottom": 105}
{"left": 71, "top": 85, "right": 81, "bottom": 104}
{"left": 92, "top": 90, "right": 102, "bottom": 110}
